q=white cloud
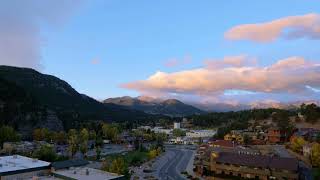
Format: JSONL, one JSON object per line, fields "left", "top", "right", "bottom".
{"left": 0, "top": 0, "right": 82, "bottom": 70}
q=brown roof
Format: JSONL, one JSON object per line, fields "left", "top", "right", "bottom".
{"left": 211, "top": 140, "right": 235, "bottom": 148}
{"left": 215, "top": 152, "right": 298, "bottom": 171}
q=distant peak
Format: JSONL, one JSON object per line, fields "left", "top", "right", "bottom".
{"left": 162, "top": 99, "right": 182, "bottom": 105}
{"left": 136, "top": 96, "right": 158, "bottom": 102}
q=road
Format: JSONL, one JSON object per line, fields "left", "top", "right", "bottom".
{"left": 130, "top": 145, "right": 196, "bottom": 180}
{"left": 273, "top": 145, "right": 293, "bottom": 158}
{"left": 157, "top": 146, "right": 194, "bottom": 180}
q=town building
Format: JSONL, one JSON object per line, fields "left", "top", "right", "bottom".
{"left": 210, "top": 152, "right": 299, "bottom": 180}
{"left": 168, "top": 137, "right": 199, "bottom": 145}
{"left": 224, "top": 130, "right": 244, "bottom": 143}
{"left": 290, "top": 128, "right": 320, "bottom": 142}
{"left": 186, "top": 130, "right": 216, "bottom": 138}
{"left": 52, "top": 167, "right": 125, "bottom": 180}
{"left": 51, "top": 159, "right": 90, "bottom": 171}
{"left": 0, "top": 155, "right": 51, "bottom": 180}
{"left": 209, "top": 140, "right": 235, "bottom": 148}
{"left": 181, "top": 118, "right": 193, "bottom": 129}
{"left": 302, "top": 143, "right": 314, "bottom": 157}
{"left": 267, "top": 127, "right": 287, "bottom": 144}
{"left": 137, "top": 126, "right": 152, "bottom": 131}
{"left": 173, "top": 122, "right": 181, "bottom": 129}
{"left": 151, "top": 127, "right": 172, "bottom": 135}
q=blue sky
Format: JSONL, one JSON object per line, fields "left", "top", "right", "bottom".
{"left": 1, "top": 0, "right": 320, "bottom": 103}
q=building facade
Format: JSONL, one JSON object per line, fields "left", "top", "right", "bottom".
{"left": 210, "top": 152, "right": 299, "bottom": 180}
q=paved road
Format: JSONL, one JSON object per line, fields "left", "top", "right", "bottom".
{"left": 157, "top": 146, "right": 194, "bottom": 180}
{"left": 273, "top": 145, "right": 293, "bottom": 158}
{"left": 130, "top": 145, "right": 196, "bottom": 180}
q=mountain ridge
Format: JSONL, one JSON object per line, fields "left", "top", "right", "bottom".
{"left": 0, "top": 66, "right": 162, "bottom": 136}
{"left": 103, "top": 96, "right": 204, "bottom": 117}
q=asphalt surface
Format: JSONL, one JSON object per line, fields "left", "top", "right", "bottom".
{"left": 157, "top": 146, "right": 194, "bottom": 180}
{"left": 130, "top": 145, "right": 196, "bottom": 180}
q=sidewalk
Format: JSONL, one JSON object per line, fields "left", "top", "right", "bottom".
{"left": 186, "top": 149, "right": 204, "bottom": 180}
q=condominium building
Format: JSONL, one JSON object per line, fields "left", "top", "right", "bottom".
{"left": 210, "top": 152, "right": 299, "bottom": 180}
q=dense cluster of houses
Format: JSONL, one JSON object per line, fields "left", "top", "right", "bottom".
{"left": 194, "top": 126, "right": 320, "bottom": 180}
{"left": 137, "top": 120, "right": 217, "bottom": 145}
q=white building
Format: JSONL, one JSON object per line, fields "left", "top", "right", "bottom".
{"left": 186, "top": 130, "right": 217, "bottom": 138}
{"left": 52, "top": 167, "right": 124, "bottom": 180}
{"left": 168, "top": 137, "right": 198, "bottom": 145}
{"left": 0, "top": 155, "right": 50, "bottom": 180}
{"left": 174, "top": 122, "right": 181, "bottom": 129}
{"left": 137, "top": 126, "right": 151, "bottom": 130}
{"left": 151, "top": 127, "right": 172, "bottom": 135}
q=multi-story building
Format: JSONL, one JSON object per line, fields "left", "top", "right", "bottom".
{"left": 173, "top": 122, "right": 181, "bottom": 129}
{"left": 210, "top": 152, "right": 299, "bottom": 180}
{"left": 267, "top": 127, "right": 287, "bottom": 144}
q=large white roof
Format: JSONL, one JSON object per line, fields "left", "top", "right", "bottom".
{"left": 0, "top": 155, "right": 50, "bottom": 173}
{"left": 54, "top": 167, "right": 123, "bottom": 180}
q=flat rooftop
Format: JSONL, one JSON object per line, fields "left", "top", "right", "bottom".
{"left": 53, "top": 167, "right": 124, "bottom": 180}
{"left": 0, "top": 155, "right": 50, "bottom": 173}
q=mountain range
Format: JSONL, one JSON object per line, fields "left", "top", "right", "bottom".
{"left": 0, "top": 66, "right": 161, "bottom": 136}
{"left": 0, "top": 65, "right": 317, "bottom": 136}
{"left": 103, "top": 96, "right": 204, "bottom": 117}
{"left": 192, "top": 100, "right": 320, "bottom": 112}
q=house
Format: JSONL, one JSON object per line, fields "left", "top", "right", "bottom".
{"left": 267, "top": 127, "right": 287, "bottom": 144}
{"left": 224, "top": 130, "right": 244, "bottom": 143}
{"left": 209, "top": 140, "right": 235, "bottom": 148}
{"left": 210, "top": 152, "right": 299, "bottom": 180}
{"left": 0, "top": 155, "right": 51, "bottom": 180}
{"left": 2, "top": 141, "right": 36, "bottom": 154}
{"left": 290, "top": 128, "right": 312, "bottom": 142}
{"left": 181, "top": 118, "right": 193, "bottom": 129}
{"left": 302, "top": 143, "right": 314, "bottom": 157}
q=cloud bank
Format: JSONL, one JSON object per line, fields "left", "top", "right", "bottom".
{"left": 121, "top": 56, "right": 320, "bottom": 100}
{"left": 225, "top": 13, "right": 320, "bottom": 42}
{"left": 0, "top": 0, "right": 81, "bottom": 70}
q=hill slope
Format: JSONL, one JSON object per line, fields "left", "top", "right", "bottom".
{"left": 0, "top": 66, "right": 159, "bottom": 136}
{"left": 103, "top": 96, "right": 204, "bottom": 116}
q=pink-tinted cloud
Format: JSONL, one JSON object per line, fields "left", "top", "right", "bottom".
{"left": 204, "top": 55, "right": 257, "bottom": 69}
{"left": 121, "top": 56, "right": 320, "bottom": 96}
{"left": 225, "top": 13, "right": 320, "bottom": 42}
{"left": 164, "top": 55, "right": 192, "bottom": 68}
